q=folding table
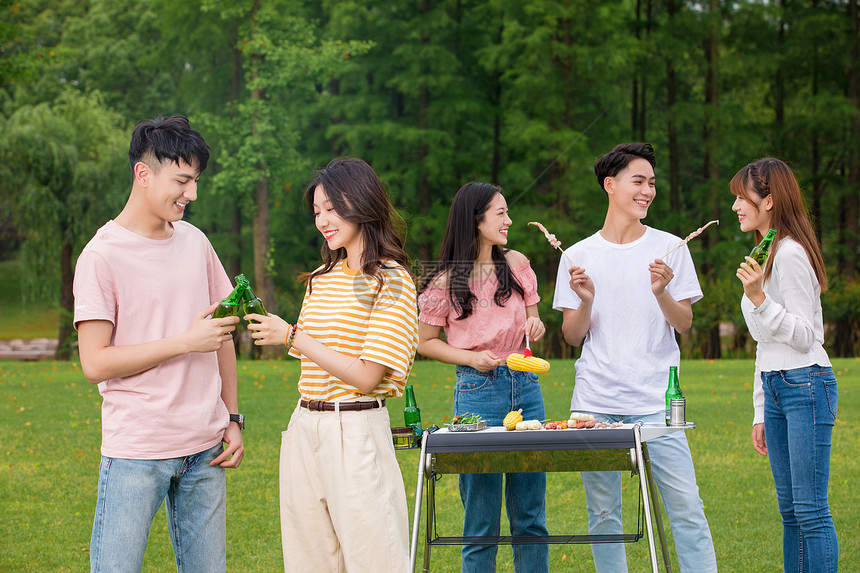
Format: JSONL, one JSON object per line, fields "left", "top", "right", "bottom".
{"left": 408, "top": 422, "right": 695, "bottom": 573}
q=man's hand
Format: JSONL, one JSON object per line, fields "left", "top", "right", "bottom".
{"left": 568, "top": 266, "right": 595, "bottom": 304}
{"left": 649, "top": 259, "right": 674, "bottom": 296}
{"left": 182, "top": 302, "right": 239, "bottom": 353}
{"left": 211, "top": 422, "right": 244, "bottom": 468}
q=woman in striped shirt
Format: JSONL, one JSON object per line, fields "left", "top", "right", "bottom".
{"left": 248, "top": 158, "right": 419, "bottom": 573}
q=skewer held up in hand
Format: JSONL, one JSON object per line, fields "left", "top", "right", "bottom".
{"left": 528, "top": 221, "right": 577, "bottom": 266}
{"left": 659, "top": 220, "right": 720, "bottom": 261}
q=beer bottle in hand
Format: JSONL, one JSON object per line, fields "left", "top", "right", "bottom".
{"left": 665, "top": 366, "right": 683, "bottom": 426}
{"left": 403, "top": 385, "right": 422, "bottom": 433}
{"left": 749, "top": 228, "right": 776, "bottom": 266}
{"left": 213, "top": 280, "right": 246, "bottom": 319}
{"left": 238, "top": 275, "right": 268, "bottom": 322}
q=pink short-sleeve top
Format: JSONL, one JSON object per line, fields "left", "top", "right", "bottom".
{"left": 418, "top": 262, "right": 540, "bottom": 359}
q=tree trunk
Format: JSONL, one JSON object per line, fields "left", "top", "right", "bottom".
{"left": 250, "top": 0, "right": 278, "bottom": 359}
{"left": 834, "top": 0, "right": 859, "bottom": 357}
{"left": 550, "top": 18, "right": 572, "bottom": 207}
{"left": 329, "top": 78, "right": 341, "bottom": 157}
{"left": 632, "top": 0, "right": 641, "bottom": 139}
{"left": 229, "top": 35, "right": 242, "bottom": 280}
{"left": 639, "top": 0, "right": 652, "bottom": 141}
{"left": 700, "top": 0, "right": 721, "bottom": 360}
{"left": 774, "top": 0, "right": 786, "bottom": 156}
{"left": 56, "top": 238, "right": 74, "bottom": 361}
{"left": 416, "top": 0, "right": 433, "bottom": 263}
{"left": 666, "top": 0, "right": 680, "bottom": 236}
{"left": 811, "top": 0, "right": 823, "bottom": 243}
{"left": 491, "top": 74, "right": 502, "bottom": 185}
{"left": 844, "top": 0, "right": 859, "bottom": 283}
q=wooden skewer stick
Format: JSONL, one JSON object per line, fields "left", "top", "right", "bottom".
{"left": 528, "top": 221, "right": 577, "bottom": 266}
{"left": 660, "top": 220, "right": 720, "bottom": 261}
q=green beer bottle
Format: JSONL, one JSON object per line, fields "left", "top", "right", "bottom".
{"left": 748, "top": 228, "right": 776, "bottom": 266}
{"left": 403, "top": 385, "right": 422, "bottom": 433}
{"left": 238, "top": 275, "right": 268, "bottom": 322}
{"left": 213, "top": 279, "right": 246, "bottom": 319}
{"left": 665, "top": 366, "right": 683, "bottom": 426}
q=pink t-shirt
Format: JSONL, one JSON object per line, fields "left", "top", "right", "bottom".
{"left": 73, "top": 220, "right": 233, "bottom": 459}
{"left": 418, "top": 262, "right": 540, "bottom": 359}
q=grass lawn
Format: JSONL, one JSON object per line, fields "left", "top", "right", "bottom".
{"left": 1, "top": 357, "right": 858, "bottom": 572}
{"left": 0, "top": 261, "right": 60, "bottom": 340}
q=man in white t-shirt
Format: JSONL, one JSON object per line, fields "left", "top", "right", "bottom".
{"left": 73, "top": 115, "right": 243, "bottom": 573}
{"left": 552, "top": 143, "right": 717, "bottom": 572}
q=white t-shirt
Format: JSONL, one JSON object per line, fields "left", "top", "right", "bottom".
{"left": 73, "top": 220, "right": 233, "bottom": 459}
{"left": 552, "top": 227, "right": 703, "bottom": 414}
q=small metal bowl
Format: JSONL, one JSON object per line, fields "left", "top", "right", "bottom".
{"left": 446, "top": 420, "right": 488, "bottom": 432}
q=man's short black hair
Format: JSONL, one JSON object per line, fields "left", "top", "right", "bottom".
{"left": 594, "top": 143, "right": 656, "bottom": 193}
{"left": 128, "top": 114, "right": 210, "bottom": 175}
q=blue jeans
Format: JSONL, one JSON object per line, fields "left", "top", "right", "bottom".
{"left": 454, "top": 365, "right": 549, "bottom": 573}
{"left": 90, "top": 443, "right": 227, "bottom": 573}
{"left": 763, "top": 366, "right": 839, "bottom": 573}
{"left": 579, "top": 411, "right": 717, "bottom": 573}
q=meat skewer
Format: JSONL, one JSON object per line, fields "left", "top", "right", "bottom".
{"left": 528, "top": 221, "right": 576, "bottom": 266}
{"left": 659, "top": 220, "right": 720, "bottom": 261}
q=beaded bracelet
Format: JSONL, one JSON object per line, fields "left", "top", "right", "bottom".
{"left": 284, "top": 324, "right": 298, "bottom": 350}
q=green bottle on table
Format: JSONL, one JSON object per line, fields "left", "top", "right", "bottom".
{"left": 403, "top": 385, "right": 422, "bottom": 434}
{"left": 665, "top": 366, "right": 683, "bottom": 426}
{"left": 238, "top": 275, "right": 268, "bottom": 322}
{"left": 748, "top": 228, "right": 776, "bottom": 266}
{"left": 213, "top": 279, "right": 246, "bottom": 319}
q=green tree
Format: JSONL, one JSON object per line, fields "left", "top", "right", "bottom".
{"left": 0, "top": 89, "right": 128, "bottom": 358}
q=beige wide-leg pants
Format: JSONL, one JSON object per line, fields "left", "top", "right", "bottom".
{"left": 279, "top": 402, "right": 410, "bottom": 573}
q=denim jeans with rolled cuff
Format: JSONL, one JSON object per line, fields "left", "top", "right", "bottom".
{"left": 578, "top": 410, "right": 717, "bottom": 573}
{"left": 90, "top": 443, "right": 227, "bottom": 573}
{"left": 454, "top": 364, "right": 549, "bottom": 573}
{"left": 763, "top": 365, "right": 839, "bottom": 573}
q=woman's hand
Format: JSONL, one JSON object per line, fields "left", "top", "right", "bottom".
{"left": 737, "top": 256, "right": 766, "bottom": 307}
{"left": 245, "top": 312, "right": 291, "bottom": 346}
{"left": 469, "top": 350, "right": 502, "bottom": 372}
{"left": 525, "top": 315, "right": 546, "bottom": 342}
{"left": 751, "top": 423, "right": 767, "bottom": 456}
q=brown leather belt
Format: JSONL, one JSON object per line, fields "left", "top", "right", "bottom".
{"left": 300, "top": 399, "right": 385, "bottom": 412}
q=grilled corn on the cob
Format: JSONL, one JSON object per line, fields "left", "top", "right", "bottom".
{"left": 503, "top": 409, "right": 523, "bottom": 430}
{"left": 506, "top": 353, "right": 551, "bottom": 373}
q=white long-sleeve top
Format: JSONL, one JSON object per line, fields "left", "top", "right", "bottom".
{"left": 741, "top": 237, "right": 831, "bottom": 424}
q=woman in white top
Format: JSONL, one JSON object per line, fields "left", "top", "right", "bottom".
{"left": 732, "top": 157, "right": 838, "bottom": 572}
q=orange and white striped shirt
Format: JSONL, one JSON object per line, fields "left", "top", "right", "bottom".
{"left": 289, "top": 260, "right": 419, "bottom": 401}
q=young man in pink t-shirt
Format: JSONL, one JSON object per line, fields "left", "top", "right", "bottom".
{"left": 73, "top": 115, "right": 243, "bottom": 573}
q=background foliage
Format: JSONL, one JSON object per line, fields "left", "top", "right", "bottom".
{"left": 2, "top": 0, "right": 859, "bottom": 359}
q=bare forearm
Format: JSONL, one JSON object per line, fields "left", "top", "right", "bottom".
{"left": 561, "top": 305, "right": 592, "bottom": 347}
{"left": 417, "top": 337, "right": 476, "bottom": 367}
{"left": 80, "top": 334, "right": 193, "bottom": 384}
{"left": 291, "top": 330, "right": 386, "bottom": 395}
{"left": 654, "top": 292, "right": 693, "bottom": 333}
{"left": 217, "top": 340, "right": 239, "bottom": 413}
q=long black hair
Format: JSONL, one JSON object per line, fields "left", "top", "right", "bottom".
{"left": 419, "top": 182, "right": 524, "bottom": 320}
{"left": 300, "top": 158, "right": 410, "bottom": 291}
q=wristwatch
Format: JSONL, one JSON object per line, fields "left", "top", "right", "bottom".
{"left": 229, "top": 413, "right": 245, "bottom": 430}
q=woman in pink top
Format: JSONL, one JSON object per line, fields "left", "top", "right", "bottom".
{"left": 417, "top": 182, "right": 549, "bottom": 573}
